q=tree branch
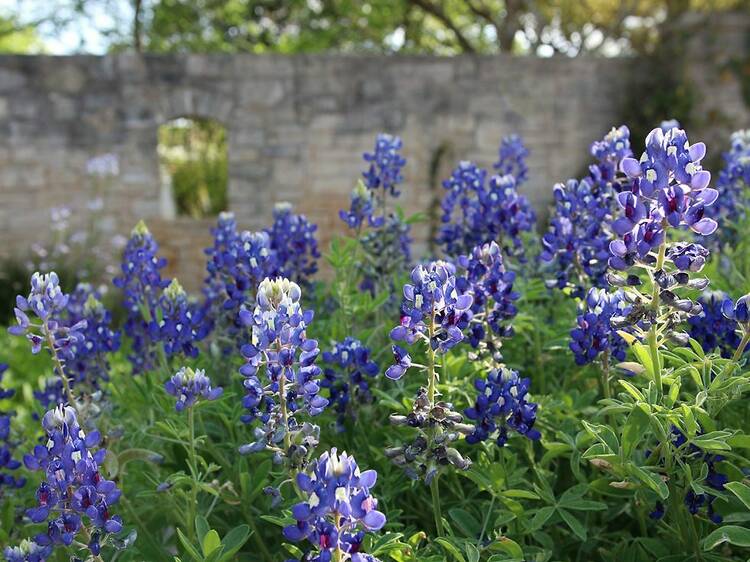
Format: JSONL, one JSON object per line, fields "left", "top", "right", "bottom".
{"left": 408, "top": 0, "right": 476, "bottom": 53}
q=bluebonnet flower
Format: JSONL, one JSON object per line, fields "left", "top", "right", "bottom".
{"left": 362, "top": 133, "right": 406, "bottom": 199}
{"left": 149, "top": 279, "right": 210, "bottom": 359}
{"left": 569, "top": 288, "right": 629, "bottom": 366}
{"left": 340, "top": 180, "right": 384, "bottom": 231}
{"left": 608, "top": 127, "right": 716, "bottom": 338}
{"left": 114, "top": 221, "right": 169, "bottom": 374}
{"left": 321, "top": 338, "right": 379, "bottom": 432}
{"left": 266, "top": 202, "right": 320, "bottom": 286}
{"left": 494, "top": 134, "right": 529, "bottom": 186}
{"left": 541, "top": 178, "right": 614, "bottom": 295}
{"left": 237, "top": 278, "right": 327, "bottom": 466}
{"left": 589, "top": 125, "right": 632, "bottom": 192}
{"left": 386, "top": 262, "right": 473, "bottom": 380}
{"left": 20, "top": 405, "right": 123, "bottom": 558}
{"left": 63, "top": 284, "right": 120, "bottom": 388}
{"left": 456, "top": 241, "right": 519, "bottom": 351}
{"left": 283, "top": 449, "right": 386, "bottom": 562}
{"left": 438, "top": 162, "right": 535, "bottom": 260}
{"left": 464, "top": 368, "right": 540, "bottom": 447}
{"left": 688, "top": 292, "right": 743, "bottom": 358}
{"left": 706, "top": 130, "right": 750, "bottom": 247}
{"left": 0, "top": 365, "right": 25, "bottom": 495}
{"left": 723, "top": 293, "right": 750, "bottom": 326}
{"left": 204, "top": 214, "right": 276, "bottom": 346}
{"left": 660, "top": 119, "right": 681, "bottom": 132}
{"left": 3, "top": 539, "right": 53, "bottom": 562}
{"left": 358, "top": 213, "right": 412, "bottom": 295}
{"left": 164, "top": 367, "right": 223, "bottom": 412}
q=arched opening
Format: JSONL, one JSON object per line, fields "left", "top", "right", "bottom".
{"left": 157, "top": 116, "right": 228, "bottom": 219}
{"left": 427, "top": 143, "right": 456, "bottom": 254}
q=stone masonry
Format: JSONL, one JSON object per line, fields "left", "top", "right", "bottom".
{"left": 0, "top": 12, "right": 747, "bottom": 289}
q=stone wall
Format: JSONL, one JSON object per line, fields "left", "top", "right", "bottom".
{"left": 0, "top": 12, "right": 747, "bottom": 289}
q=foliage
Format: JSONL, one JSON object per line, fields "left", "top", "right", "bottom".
{"left": 4, "top": 125, "right": 750, "bottom": 562}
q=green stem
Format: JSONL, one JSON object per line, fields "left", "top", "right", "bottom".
{"left": 43, "top": 322, "right": 81, "bottom": 416}
{"left": 647, "top": 240, "right": 667, "bottom": 398}
{"left": 430, "top": 476, "right": 444, "bottom": 537}
{"left": 601, "top": 349, "right": 611, "bottom": 401}
{"left": 187, "top": 406, "right": 198, "bottom": 542}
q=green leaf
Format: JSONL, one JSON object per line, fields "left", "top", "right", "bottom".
{"left": 488, "top": 536, "right": 524, "bottom": 559}
{"left": 448, "top": 508, "right": 481, "bottom": 537}
{"left": 726, "top": 482, "right": 750, "bottom": 512}
{"left": 176, "top": 528, "right": 203, "bottom": 562}
{"left": 502, "top": 489, "right": 540, "bottom": 500}
{"left": 464, "top": 543, "right": 480, "bottom": 562}
{"left": 195, "top": 516, "right": 210, "bottom": 544}
{"left": 529, "top": 506, "right": 555, "bottom": 531}
{"left": 202, "top": 530, "right": 221, "bottom": 556}
{"left": 619, "top": 379, "right": 645, "bottom": 401}
{"left": 558, "top": 508, "right": 586, "bottom": 541}
{"left": 630, "top": 465, "right": 669, "bottom": 500}
{"left": 621, "top": 407, "right": 650, "bottom": 458}
{"left": 702, "top": 525, "right": 750, "bottom": 550}
{"left": 435, "top": 537, "right": 467, "bottom": 562}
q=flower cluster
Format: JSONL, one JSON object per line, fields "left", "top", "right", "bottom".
{"left": 607, "top": 126, "right": 715, "bottom": 339}
{"left": 569, "top": 288, "right": 629, "bottom": 366}
{"left": 164, "top": 367, "right": 223, "bottom": 412}
{"left": 438, "top": 162, "right": 535, "bottom": 260}
{"left": 706, "top": 130, "right": 750, "bottom": 246}
{"left": 385, "top": 262, "right": 473, "bottom": 380}
{"left": 0, "top": 364, "right": 25, "bottom": 496}
{"left": 339, "top": 180, "right": 383, "bottom": 231}
{"left": 204, "top": 214, "right": 276, "bottom": 344}
{"left": 114, "top": 221, "right": 170, "bottom": 373}
{"left": 63, "top": 284, "right": 120, "bottom": 388}
{"left": 456, "top": 241, "right": 519, "bottom": 353}
{"left": 386, "top": 388, "right": 473, "bottom": 481}
{"left": 19, "top": 405, "right": 123, "bottom": 557}
{"left": 9, "top": 272, "right": 86, "bottom": 358}
{"left": 266, "top": 202, "right": 320, "bottom": 286}
{"left": 149, "top": 279, "right": 210, "bottom": 360}
{"left": 589, "top": 125, "right": 632, "bottom": 190}
{"left": 494, "top": 134, "right": 530, "bottom": 186}
{"left": 464, "top": 368, "right": 540, "bottom": 447}
{"left": 362, "top": 133, "right": 406, "bottom": 199}
{"left": 321, "top": 338, "right": 379, "bottom": 432}
{"left": 3, "top": 539, "right": 53, "bottom": 562}
{"left": 238, "top": 278, "right": 327, "bottom": 466}
{"left": 283, "top": 449, "right": 386, "bottom": 562}
{"left": 687, "top": 291, "right": 743, "bottom": 358}
{"left": 541, "top": 178, "right": 614, "bottom": 296}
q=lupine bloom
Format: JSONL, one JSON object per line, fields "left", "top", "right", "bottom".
{"left": 164, "top": 367, "right": 223, "bottom": 412}
{"left": 204, "top": 214, "right": 276, "bottom": 346}
{"left": 688, "top": 292, "right": 743, "bottom": 358}
{"left": 321, "top": 338, "right": 379, "bottom": 432}
{"left": 456, "top": 241, "right": 519, "bottom": 349}
{"left": 266, "top": 202, "right": 320, "bottom": 286}
{"left": 0, "top": 364, "right": 25, "bottom": 495}
{"left": 464, "top": 368, "right": 540, "bottom": 447}
{"left": 706, "top": 130, "right": 750, "bottom": 247}
{"left": 569, "top": 288, "right": 629, "bottom": 365}
{"left": 64, "top": 284, "right": 120, "bottom": 388}
{"left": 3, "top": 539, "right": 53, "bottom": 562}
{"left": 438, "top": 162, "right": 535, "bottom": 260}
{"left": 114, "top": 221, "right": 170, "bottom": 373}
{"left": 20, "top": 405, "right": 123, "bottom": 557}
{"left": 149, "top": 279, "right": 210, "bottom": 359}
{"left": 608, "top": 126, "right": 715, "bottom": 335}
{"left": 9, "top": 272, "right": 86, "bottom": 358}
{"left": 362, "top": 133, "right": 406, "bottom": 199}
{"left": 85, "top": 153, "right": 119, "bottom": 178}
{"left": 340, "top": 180, "right": 384, "bottom": 231}
{"left": 541, "top": 178, "right": 614, "bottom": 295}
{"left": 237, "top": 278, "right": 327, "bottom": 465}
{"left": 283, "top": 449, "right": 386, "bottom": 562}
{"left": 494, "top": 134, "right": 530, "bottom": 186}
{"left": 385, "top": 262, "right": 473, "bottom": 380}
{"left": 722, "top": 293, "right": 750, "bottom": 328}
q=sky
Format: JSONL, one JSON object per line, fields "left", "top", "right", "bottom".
{"left": 0, "top": 0, "right": 132, "bottom": 54}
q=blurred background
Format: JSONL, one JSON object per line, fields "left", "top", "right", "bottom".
{"left": 0, "top": 0, "right": 748, "bottom": 309}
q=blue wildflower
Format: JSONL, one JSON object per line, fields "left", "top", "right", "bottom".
{"left": 494, "top": 134, "right": 530, "bottom": 186}
{"left": 321, "top": 338, "right": 379, "bottom": 432}
{"left": 164, "top": 367, "right": 223, "bottom": 412}
{"left": 363, "top": 133, "right": 406, "bottom": 199}
{"left": 283, "top": 448, "right": 386, "bottom": 562}
{"left": 237, "top": 278, "right": 327, "bottom": 465}
{"left": 149, "top": 279, "right": 210, "bottom": 359}
{"left": 266, "top": 203, "right": 320, "bottom": 286}
{"left": 3, "top": 539, "right": 53, "bottom": 562}
{"left": 465, "top": 368, "right": 540, "bottom": 447}
{"left": 0, "top": 364, "right": 25, "bottom": 495}
{"left": 569, "top": 288, "right": 629, "bottom": 366}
